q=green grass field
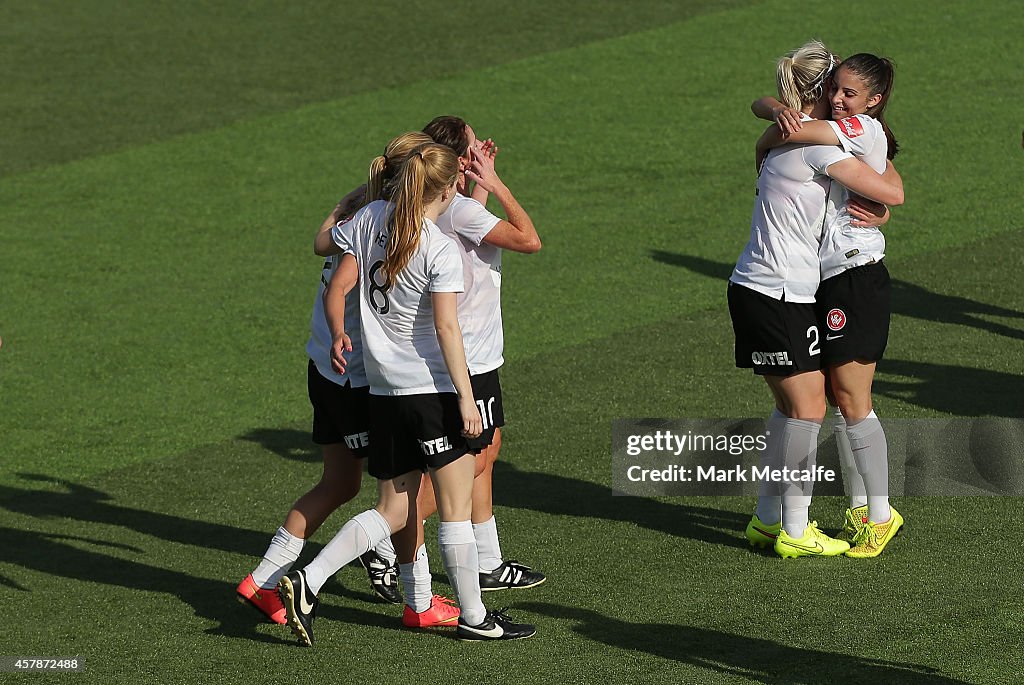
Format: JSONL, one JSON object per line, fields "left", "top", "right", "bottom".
{"left": 2, "top": 0, "right": 1022, "bottom": 682}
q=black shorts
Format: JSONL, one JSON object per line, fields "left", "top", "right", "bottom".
{"left": 466, "top": 369, "right": 506, "bottom": 452}
{"left": 367, "top": 392, "right": 471, "bottom": 481}
{"left": 307, "top": 360, "right": 371, "bottom": 455}
{"left": 728, "top": 281, "right": 822, "bottom": 376}
{"left": 816, "top": 261, "right": 891, "bottom": 366}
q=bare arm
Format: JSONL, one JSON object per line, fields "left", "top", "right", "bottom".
{"left": 432, "top": 292, "right": 482, "bottom": 438}
{"left": 314, "top": 185, "right": 366, "bottom": 256}
{"left": 752, "top": 96, "right": 803, "bottom": 135}
{"left": 827, "top": 157, "right": 904, "bottom": 207}
{"left": 469, "top": 138, "right": 499, "bottom": 206}
{"left": 465, "top": 146, "right": 541, "bottom": 254}
{"left": 756, "top": 121, "right": 843, "bottom": 172}
{"left": 324, "top": 254, "right": 359, "bottom": 375}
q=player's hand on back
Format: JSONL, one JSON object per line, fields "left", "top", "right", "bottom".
{"left": 772, "top": 105, "right": 803, "bottom": 136}
{"left": 846, "top": 194, "right": 890, "bottom": 228}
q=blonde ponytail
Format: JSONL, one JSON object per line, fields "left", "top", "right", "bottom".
{"left": 365, "top": 132, "right": 434, "bottom": 203}
{"left": 384, "top": 143, "right": 459, "bottom": 289}
{"left": 776, "top": 39, "right": 838, "bottom": 109}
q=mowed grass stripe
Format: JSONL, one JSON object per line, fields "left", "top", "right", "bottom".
{"left": 0, "top": 0, "right": 756, "bottom": 178}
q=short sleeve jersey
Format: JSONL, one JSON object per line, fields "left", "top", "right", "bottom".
{"left": 730, "top": 115, "right": 853, "bottom": 303}
{"left": 306, "top": 250, "right": 367, "bottom": 387}
{"left": 435, "top": 194, "right": 503, "bottom": 375}
{"left": 819, "top": 114, "right": 889, "bottom": 280}
{"left": 331, "top": 200, "right": 465, "bottom": 396}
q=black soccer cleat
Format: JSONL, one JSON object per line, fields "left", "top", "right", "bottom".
{"left": 457, "top": 608, "right": 536, "bottom": 641}
{"left": 278, "top": 570, "right": 319, "bottom": 647}
{"left": 357, "top": 550, "right": 403, "bottom": 605}
{"left": 479, "top": 560, "right": 546, "bottom": 591}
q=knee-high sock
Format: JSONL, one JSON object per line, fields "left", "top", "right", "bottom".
{"left": 438, "top": 520, "right": 486, "bottom": 626}
{"left": 375, "top": 535, "right": 397, "bottom": 565}
{"left": 845, "top": 411, "right": 890, "bottom": 524}
{"left": 473, "top": 516, "right": 503, "bottom": 573}
{"left": 252, "top": 526, "right": 305, "bottom": 589}
{"left": 303, "top": 509, "right": 391, "bottom": 595}
{"left": 780, "top": 418, "right": 821, "bottom": 538}
{"left": 399, "top": 543, "right": 433, "bottom": 613}
{"left": 755, "top": 409, "right": 787, "bottom": 525}
{"left": 834, "top": 407, "right": 868, "bottom": 509}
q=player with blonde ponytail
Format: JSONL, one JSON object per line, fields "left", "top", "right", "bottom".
{"left": 281, "top": 143, "right": 536, "bottom": 646}
{"left": 750, "top": 51, "right": 906, "bottom": 557}
{"left": 235, "top": 132, "right": 433, "bottom": 624}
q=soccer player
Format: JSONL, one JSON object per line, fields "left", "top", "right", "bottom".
{"left": 410, "top": 116, "right": 546, "bottom": 593}
{"left": 235, "top": 132, "right": 433, "bottom": 624}
{"left": 748, "top": 54, "right": 905, "bottom": 557}
{"left": 279, "top": 143, "right": 535, "bottom": 645}
{"left": 729, "top": 40, "right": 903, "bottom": 559}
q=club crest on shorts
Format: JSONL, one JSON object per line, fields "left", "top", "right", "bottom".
{"left": 826, "top": 308, "right": 847, "bottom": 331}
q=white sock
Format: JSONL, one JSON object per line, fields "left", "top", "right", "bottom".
{"left": 834, "top": 407, "right": 867, "bottom": 509}
{"left": 473, "top": 516, "right": 503, "bottom": 572}
{"left": 755, "top": 409, "right": 786, "bottom": 525}
{"left": 375, "top": 535, "right": 397, "bottom": 565}
{"left": 438, "top": 520, "right": 486, "bottom": 626}
{"left": 399, "top": 544, "right": 433, "bottom": 613}
{"left": 846, "top": 411, "right": 890, "bottom": 524}
{"left": 304, "top": 509, "right": 391, "bottom": 595}
{"left": 780, "top": 418, "right": 821, "bottom": 538}
{"left": 252, "top": 527, "right": 305, "bottom": 589}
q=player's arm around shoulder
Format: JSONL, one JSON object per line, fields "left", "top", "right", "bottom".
{"left": 464, "top": 146, "right": 541, "bottom": 255}
{"left": 314, "top": 185, "right": 366, "bottom": 256}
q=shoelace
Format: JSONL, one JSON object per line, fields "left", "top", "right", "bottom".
{"left": 852, "top": 520, "right": 876, "bottom": 546}
{"left": 433, "top": 595, "right": 457, "bottom": 606}
{"left": 489, "top": 607, "right": 513, "bottom": 623}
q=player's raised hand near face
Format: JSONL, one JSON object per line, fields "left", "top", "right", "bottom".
{"left": 465, "top": 145, "right": 505, "bottom": 193}
{"left": 479, "top": 137, "right": 500, "bottom": 160}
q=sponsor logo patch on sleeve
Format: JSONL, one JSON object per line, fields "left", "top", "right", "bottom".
{"left": 838, "top": 116, "right": 865, "bottom": 139}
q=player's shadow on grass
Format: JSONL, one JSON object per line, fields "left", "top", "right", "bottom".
{"left": 521, "top": 603, "right": 973, "bottom": 684}
{"left": 0, "top": 474, "right": 277, "bottom": 558}
{"left": 875, "top": 359, "right": 1023, "bottom": 417}
{"left": 241, "top": 428, "right": 321, "bottom": 463}
{"left": 891, "top": 279, "right": 1024, "bottom": 342}
{"left": 0, "top": 472, "right": 382, "bottom": 604}
{"left": 492, "top": 461, "right": 750, "bottom": 550}
{"left": 0, "top": 526, "right": 295, "bottom": 644}
{"left": 649, "top": 250, "right": 1024, "bottom": 342}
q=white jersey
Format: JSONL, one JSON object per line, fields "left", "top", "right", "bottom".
{"left": 731, "top": 115, "right": 853, "bottom": 303}
{"left": 436, "top": 194, "right": 503, "bottom": 375}
{"left": 331, "top": 200, "right": 464, "bottom": 396}
{"left": 306, "top": 251, "right": 367, "bottom": 387}
{"left": 820, "top": 114, "right": 889, "bottom": 280}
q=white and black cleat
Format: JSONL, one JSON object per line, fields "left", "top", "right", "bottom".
{"left": 457, "top": 609, "right": 536, "bottom": 641}
{"left": 479, "top": 560, "right": 546, "bottom": 591}
{"left": 278, "top": 570, "right": 319, "bottom": 647}
{"left": 357, "top": 550, "right": 403, "bottom": 605}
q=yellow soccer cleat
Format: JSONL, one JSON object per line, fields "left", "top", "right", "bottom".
{"left": 836, "top": 505, "right": 869, "bottom": 542}
{"left": 775, "top": 521, "right": 850, "bottom": 559}
{"left": 845, "top": 507, "right": 904, "bottom": 559}
{"left": 745, "top": 514, "right": 782, "bottom": 549}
